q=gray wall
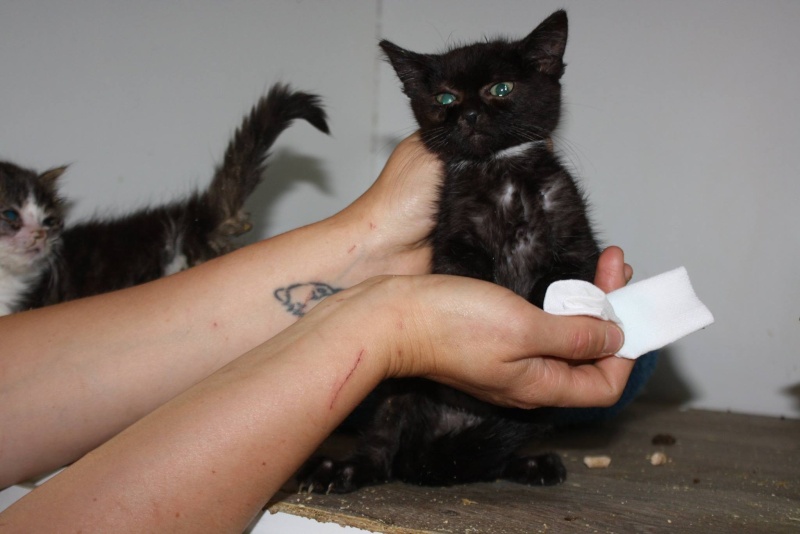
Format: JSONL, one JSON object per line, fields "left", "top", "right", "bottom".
{"left": 2, "top": 1, "right": 798, "bottom": 418}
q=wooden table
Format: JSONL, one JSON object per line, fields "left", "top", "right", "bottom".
{"left": 266, "top": 402, "right": 800, "bottom": 533}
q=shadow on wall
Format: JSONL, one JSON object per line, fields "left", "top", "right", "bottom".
{"left": 241, "top": 148, "right": 331, "bottom": 241}
{"left": 782, "top": 383, "right": 800, "bottom": 415}
{"left": 638, "top": 348, "right": 695, "bottom": 405}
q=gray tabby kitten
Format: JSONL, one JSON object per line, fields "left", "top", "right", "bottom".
{"left": 0, "top": 84, "right": 328, "bottom": 314}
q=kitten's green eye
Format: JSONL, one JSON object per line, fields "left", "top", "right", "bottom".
{"left": 489, "top": 82, "right": 514, "bottom": 97}
{"left": 2, "top": 209, "right": 19, "bottom": 222}
{"left": 42, "top": 216, "right": 57, "bottom": 228}
{"left": 435, "top": 92, "right": 457, "bottom": 105}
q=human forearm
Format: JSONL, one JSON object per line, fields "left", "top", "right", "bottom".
{"left": 0, "top": 133, "right": 438, "bottom": 487}
{"left": 0, "top": 202, "right": 423, "bottom": 486}
{"left": 1, "top": 255, "right": 632, "bottom": 531}
{"left": 0, "top": 281, "right": 397, "bottom": 532}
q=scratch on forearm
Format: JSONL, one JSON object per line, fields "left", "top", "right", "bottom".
{"left": 330, "top": 349, "right": 364, "bottom": 410}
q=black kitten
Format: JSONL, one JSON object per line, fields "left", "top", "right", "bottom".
{"left": 299, "top": 10, "right": 600, "bottom": 493}
{"left": 0, "top": 84, "right": 328, "bottom": 314}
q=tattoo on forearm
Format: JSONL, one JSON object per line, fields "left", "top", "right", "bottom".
{"left": 274, "top": 282, "right": 342, "bottom": 317}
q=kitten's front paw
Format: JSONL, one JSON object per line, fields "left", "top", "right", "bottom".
{"left": 296, "top": 456, "right": 374, "bottom": 494}
{"left": 503, "top": 452, "right": 567, "bottom": 486}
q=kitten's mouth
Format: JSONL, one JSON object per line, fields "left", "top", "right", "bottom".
{"left": 464, "top": 129, "right": 488, "bottom": 143}
{"left": 462, "top": 130, "right": 494, "bottom": 155}
{"left": 24, "top": 244, "right": 46, "bottom": 259}
{"left": 462, "top": 125, "right": 482, "bottom": 137}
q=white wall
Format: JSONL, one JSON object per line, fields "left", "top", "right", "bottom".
{"left": 1, "top": 1, "right": 798, "bottom": 418}
{"left": 0, "top": 0, "right": 378, "bottom": 236}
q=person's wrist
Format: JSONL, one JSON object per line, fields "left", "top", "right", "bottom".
{"left": 333, "top": 197, "right": 431, "bottom": 285}
{"left": 371, "top": 275, "right": 446, "bottom": 381}
{"left": 335, "top": 135, "right": 438, "bottom": 281}
{"left": 305, "top": 275, "right": 410, "bottom": 381}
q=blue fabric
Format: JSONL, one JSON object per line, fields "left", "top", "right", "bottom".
{"left": 543, "top": 350, "right": 660, "bottom": 426}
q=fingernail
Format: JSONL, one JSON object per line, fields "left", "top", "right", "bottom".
{"left": 604, "top": 325, "right": 624, "bottom": 355}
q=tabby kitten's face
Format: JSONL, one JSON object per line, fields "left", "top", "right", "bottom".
{"left": 380, "top": 10, "right": 568, "bottom": 160}
{"left": 0, "top": 162, "right": 66, "bottom": 274}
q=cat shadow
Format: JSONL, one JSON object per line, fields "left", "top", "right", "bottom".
{"left": 782, "top": 383, "right": 800, "bottom": 416}
{"left": 540, "top": 350, "right": 696, "bottom": 452}
{"left": 241, "top": 148, "right": 330, "bottom": 240}
{"left": 637, "top": 348, "right": 696, "bottom": 405}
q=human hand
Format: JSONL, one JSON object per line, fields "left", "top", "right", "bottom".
{"left": 344, "top": 133, "right": 442, "bottom": 275}
{"left": 379, "top": 246, "right": 634, "bottom": 409}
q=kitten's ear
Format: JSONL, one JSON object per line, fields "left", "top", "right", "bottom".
{"left": 522, "top": 10, "right": 568, "bottom": 78}
{"left": 39, "top": 165, "right": 68, "bottom": 187}
{"left": 379, "top": 40, "right": 430, "bottom": 95}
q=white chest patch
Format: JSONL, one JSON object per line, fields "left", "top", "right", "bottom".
{"left": 161, "top": 226, "right": 188, "bottom": 276}
{"left": 499, "top": 182, "right": 516, "bottom": 208}
{"left": 0, "top": 271, "right": 22, "bottom": 316}
{"left": 493, "top": 140, "right": 545, "bottom": 160}
{"left": 163, "top": 252, "right": 188, "bottom": 276}
{"left": 540, "top": 182, "right": 563, "bottom": 212}
{"left": 0, "top": 265, "right": 43, "bottom": 316}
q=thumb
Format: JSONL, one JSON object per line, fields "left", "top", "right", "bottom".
{"left": 531, "top": 313, "right": 624, "bottom": 360}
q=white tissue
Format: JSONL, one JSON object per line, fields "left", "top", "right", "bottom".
{"left": 543, "top": 267, "right": 714, "bottom": 359}
{"left": 543, "top": 279, "right": 621, "bottom": 323}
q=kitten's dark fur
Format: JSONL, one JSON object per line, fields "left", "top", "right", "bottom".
{"left": 299, "top": 11, "right": 600, "bottom": 493}
{"left": 0, "top": 84, "right": 328, "bottom": 314}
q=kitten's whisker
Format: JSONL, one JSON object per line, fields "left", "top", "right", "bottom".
{"left": 422, "top": 128, "right": 451, "bottom": 152}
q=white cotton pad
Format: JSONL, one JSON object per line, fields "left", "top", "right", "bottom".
{"left": 543, "top": 267, "right": 714, "bottom": 359}
{"left": 542, "top": 279, "right": 621, "bottom": 323}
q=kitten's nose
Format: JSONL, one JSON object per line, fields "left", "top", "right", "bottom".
{"left": 463, "top": 110, "right": 478, "bottom": 126}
